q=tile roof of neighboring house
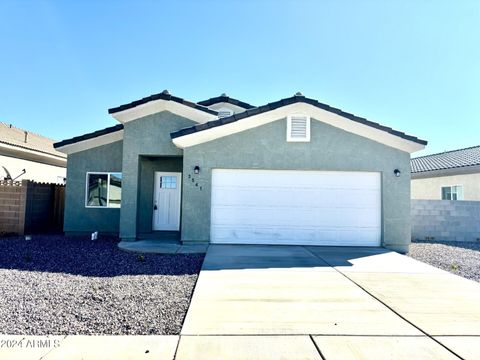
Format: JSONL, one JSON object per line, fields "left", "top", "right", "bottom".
{"left": 108, "top": 90, "right": 218, "bottom": 115}
{"left": 0, "top": 122, "right": 66, "bottom": 159}
{"left": 411, "top": 145, "right": 480, "bottom": 173}
{"left": 54, "top": 124, "right": 124, "bottom": 149}
{"left": 171, "top": 94, "right": 428, "bottom": 145}
{"left": 198, "top": 94, "right": 256, "bottom": 109}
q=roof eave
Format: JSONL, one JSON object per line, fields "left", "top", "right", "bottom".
{"left": 54, "top": 125, "right": 124, "bottom": 155}
{"left": 0, "top": 141, "right": 67, "bottom": 163}
{"left": 412, "top": 164, "right": 480, "bottom": 178}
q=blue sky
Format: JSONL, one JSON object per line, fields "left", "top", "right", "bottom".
{"left": 0, "top": 1, "right": 478, "bottom": 156}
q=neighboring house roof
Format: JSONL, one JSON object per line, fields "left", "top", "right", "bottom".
{"left": 198, "top": 94, "right": 256, "bottom": 109}
{"left": 0, "top": 122, "right": 66, "bottom": 159}
{"left": 170, "top": 94, "right": 428, "bottom": 146}
{"left": 108, "top": 90, "right": 218, "bottom": 116}
{"left": 411, "top": 145, "right": 480, "bottom": 173}
{"left": 54, "top": 124, "right": 124, "bottom": 149}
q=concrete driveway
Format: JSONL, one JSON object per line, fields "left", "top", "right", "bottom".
{"left": 176, "top": 245, "right": 480, "bottom": 360}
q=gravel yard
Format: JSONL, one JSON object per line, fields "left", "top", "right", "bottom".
{"left": 0, "top": 235, "right": 204, "bottom": 335}
{"left": 408, "top": 241, "right": 480, "bottom": 282}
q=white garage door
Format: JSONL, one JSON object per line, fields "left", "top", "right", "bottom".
{"left": 210, "top": 169, "right": 381, "bottom": 246}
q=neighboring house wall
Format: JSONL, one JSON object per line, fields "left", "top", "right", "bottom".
{"left": 182, "top": 117, "right": 411, "bottom": 252}
{"left": 119, "top": 112, "right": 196, "bottom": 240}
{"left": 0, "top": 154, "right": 66, "bottom": 184}
{"left": 63, "top": 140, "right": 123, "bottom": 235}
{"left": 411, "top": 173, "right": 480, "bottom": 200}
{"left": 411, "top": 199, "right": 480, "bottom": 241}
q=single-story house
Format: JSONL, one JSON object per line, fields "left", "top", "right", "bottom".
{"left": 411, "top": 145, "right": 480, "bottom": 201}
{"left": 0, "top": 123, "right": 66, "bottom": 184}
{"left": 54, "top": 91, "right": 427, "bottom": 252}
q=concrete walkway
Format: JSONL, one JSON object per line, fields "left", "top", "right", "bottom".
{"left": 0, "top": 335, "right": 179, "bottom": 360}
{"left": 118, "top": 239, "right": 208, "bottom": 254}
{"left": 177, "top": 245, "right": 480, "bottom": 360}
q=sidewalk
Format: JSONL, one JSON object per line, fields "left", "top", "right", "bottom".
{"left": 0, "top": 335, "right": 178, "bottom": 360}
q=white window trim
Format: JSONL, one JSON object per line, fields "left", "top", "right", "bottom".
{"left": 286, "top": 114, "right": 311, "bottom": 142}
{"left": 441, "top": 184, "right": 464, "bottom": 200}
{"left": 85, "top": 172, "right": 122, "bottom": 208}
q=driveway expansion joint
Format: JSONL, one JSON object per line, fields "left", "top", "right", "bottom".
{"left": 180, "top": 245, "right": 479, "bottom": 359}
{"left": 302, "top": 246, "right": 465, "bottom": 360}
{"left": 309, "top": 334, "right": 326, "bottom": 360}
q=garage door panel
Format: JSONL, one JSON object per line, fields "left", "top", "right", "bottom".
{"left": 212, "top": 169, "right": 380, "bottom": 189}
{"left": 213, "top": 187, "right": 379, "bottom": 208}
{"left": 212, "top": 207, "right": 380, "bottom": 228}
{"left": 211, "top": 169, "right": 381, "bottom": 246}
{"left": 211, "top": 226, "right": 380, "bottom": 246}
{"left": 212, "top": 169, "right": 379, "bottom": 189}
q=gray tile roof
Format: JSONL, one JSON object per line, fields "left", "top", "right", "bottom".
{"left": 411, "top": 145, "right": 480, "bottom": 173}
{"left": 108, "top": 90, "right": 218, "bottom": 115}
{"left": 0, "top": 122, "right": 66, "bottom": 159}
{"left": 54, "top": 124, "right": 124, "bottom": 149}
{"left": 198, "top": 94, "right": 255, "bottom": 109}
{"left": 57, "top": 91, "right": 428, "bottom": 149}
{"left": 171, "top": 94, "right": 428, "bottom": 146}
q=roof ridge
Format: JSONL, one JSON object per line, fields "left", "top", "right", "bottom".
{"left": 108, "top": 90, "right": 218, "bottom": 115}
{"left": 197, "top": 94, "right": 256, "bottom": 109}
{"left": 412, "top": 144, "right": 480, "bottom": 160}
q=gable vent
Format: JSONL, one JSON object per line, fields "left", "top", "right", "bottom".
{"left": 218, "top": 110, "right": 233, "bottom": 118}
{"left": 287, "top": 115, "right": 310, "bottom": 142}
{"left": 217, "top": 108, "right": 233, "bottom": 119}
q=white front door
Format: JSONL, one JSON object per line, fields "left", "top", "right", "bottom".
{"left": 152, "top": 172, "right": 181, "bottom": 231}
{"left": 210, "top": 169, "right": 381, "bottom": 246}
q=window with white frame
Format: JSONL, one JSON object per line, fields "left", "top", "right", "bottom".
{"left": 287, "top": 114, "right": 310, "bottom": 142}
{"left": 86, "top": 172, "right": 122, "bottom": 208}
{"left": 441, "top": 185, "right": 464, "bottom": 200}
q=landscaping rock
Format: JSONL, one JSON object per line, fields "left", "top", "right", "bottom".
{"left": 408, "top": 241, "right": 480, "bottom": 282}
{"left": 0, "top": 235, "right": 204, "bottom": 335}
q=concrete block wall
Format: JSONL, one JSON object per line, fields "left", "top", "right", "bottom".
{"left": 0, "top": 180, "right": 27, "bottom": 234}
{"left": 0, "top": 180, "right": 64, "bottom": 235}
{"left": 411, "top": 199, "right": 480, "bottom": 242}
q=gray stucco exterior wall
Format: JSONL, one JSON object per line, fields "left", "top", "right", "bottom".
{"left": 181, "top": 118, "right": 412, "bottom": 252}
{"left": 119, "top": 112, "right": 196, "bottom": 240}
{"left": 63, "top": 140, "right": 123, "bottom": 235}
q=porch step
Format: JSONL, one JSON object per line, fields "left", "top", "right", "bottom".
{"left": 137, "top": 231, "right": 180, "bottom": 241}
